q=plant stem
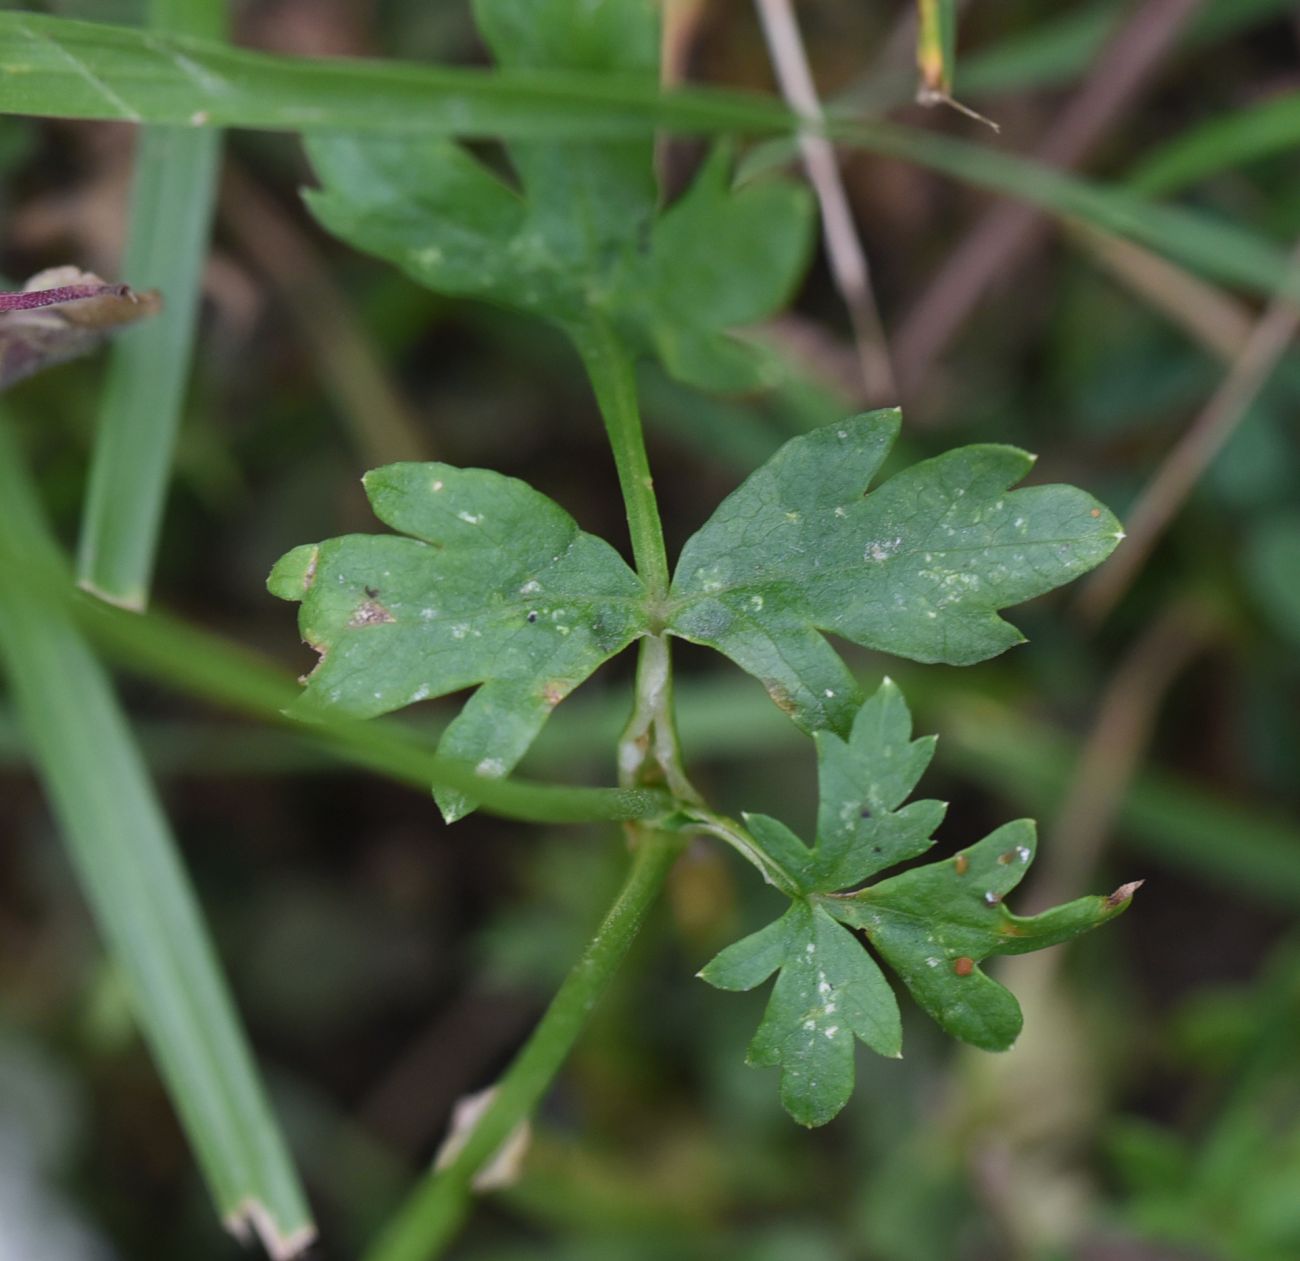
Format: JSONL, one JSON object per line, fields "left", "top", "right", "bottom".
{"left": 575, "top": 319, "right": 670, "bottom": 601}
{"left": 617, "top": 631, "right": 697, "bottom": 799}
{"left": 685, "top": 805, "right": 804, "bottom": 896}
{"left": 368, "top": 318, "right": 688, "bottom": 1261}
{"left": 363, "top": 827, "right": 684, "bottom": 1261}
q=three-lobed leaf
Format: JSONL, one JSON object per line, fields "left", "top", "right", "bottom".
{"left": 302, "top": 0, "right": 813, "bottom": 391}
{"left": 702, "top": 900, "right": 900, "bottom": 1127}
{"left": 268, "top": 462, "right": 647, "bottom": 820}
{"left": 700, "top": 680, "right": 1137, "bottom": 1126}
{"left": 668, "top": 410, "right": 1124, "bottom": 735}
{"left": 833, "top": 820, "right": 1140, "bottom": 1053}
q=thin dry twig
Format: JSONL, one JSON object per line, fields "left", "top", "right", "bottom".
{"left": 1033, "top": 599, "right": 1218, "bottom": 911}
{"left": 1077, "top": 241, "right": 1300, "bottom": 625}
{"left": 755, "top": 0, "right": 898, "bottom": 404}
{"left": 1069, "top": 222, "right": 1254, "bottom": 363}
{"left": 220, "top": 162, "right": 432, "bottom": 467}
{"left": 893, "top": 0, "right": 1205, "bottom": 396}
{"left": 960, "top": 600, "right": 1216, "bottom": 1260}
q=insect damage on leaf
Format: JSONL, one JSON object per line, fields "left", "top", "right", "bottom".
{"left": 268, "top": 461, "right": 650, "bottom": 820}
{"left": 300, "top": 0, "right": 813, "bottom": 393}
{"left": 668, "top": 410, "right": 1124, "bottom": 736}
{"left": 699, "top": 679, "right": 1137, "bottom": 1126}
{"left": 0, "top": 266, "right": 161, "bottom": 391}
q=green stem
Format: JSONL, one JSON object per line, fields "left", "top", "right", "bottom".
{"left": 617, "top": 632, "right": 697, "bottom": 799}
{"left": 575, "top": 319, "right": 670, "bottom": 601}
{"left": 363, "top": 828, "right": 684, "bottom": 1261}
{"left": 685, "top": 805, "right": 804, "bottom": 896}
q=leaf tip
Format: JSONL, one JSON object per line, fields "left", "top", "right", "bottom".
{"left": 222, "top": 1200, "right": 316, "bottom": 1261}
{"left": 1104, "top": 879, "right": 1143, "bottom": 909}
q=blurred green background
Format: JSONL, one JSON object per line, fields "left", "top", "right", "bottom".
{"left": 1, "top": 1, "right": 1299, "bottom": 1259}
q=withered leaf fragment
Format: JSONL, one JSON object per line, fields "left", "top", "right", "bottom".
{"left": 0, "top": 266, "right": 162, "bottom": 391}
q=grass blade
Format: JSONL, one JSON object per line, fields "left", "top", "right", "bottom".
{"left": 0, "top": 12, "right": 792, "bottom": 135}
{"left": 74, "top": 0, "right": 226, "bottom": 607}
{"left": 0, "top": 532, "right": 671, "bottom": 826}
{"left": 1, "top": 14, "right": 1294, "bottom": 310}
{"left": 0, "top": 423, "right": 316, "bottom": 1258}
{"left": 1128, "top": 89, "right": 1300, "bottom": 195}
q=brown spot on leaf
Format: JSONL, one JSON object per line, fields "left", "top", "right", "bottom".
{"left": 1104, "top": 879, "right": 1143, "bottom": 908}
{"left": 541, "top": 680, "right": 569, "bottom": 709}
{"left": 302, "top": 547, "right": 319, "bottom": 590}
{"left": 953, "top": 956, "right": 974, "bottom": 976}
{"left": 997, "top": 850, "right": 1016, "bottom": 865}
{"left": 348, "top": 599, "right": 394, "bottom": 628}
{"left": 953, "top": 853, "right": 969, "bottom": 875}
{"left": 1090, "top": 508, "right": 1102, "bottom": 518}
{"left": 764, "top": 680, "right": 798, "bottom": 717}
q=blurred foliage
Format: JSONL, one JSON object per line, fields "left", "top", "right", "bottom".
{"left": 1, "top": 1, "right": 1298, "bottom": 1260}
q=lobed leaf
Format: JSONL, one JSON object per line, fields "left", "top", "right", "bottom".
{"left": 701, "top": 680, "right": 1137, "bottom": 1124}
{"left": 699, "top": 901, "right": 901, "bottom": 1127}
{"left": 302, "top": 0, "right": 812, "bottom": 391}
{"left": 669, "top": 411, "right": 1124, "bottom": 735}
{"left": 833, "top": 824, "right": 1140, "bottom": 1051}
{"left": 268, "top": 462, "right": 648, "bottom": 820}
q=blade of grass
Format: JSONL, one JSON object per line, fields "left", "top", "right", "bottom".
{"left": 15, "top": 552, "right": 1298, "bottom": 914}
{"left": 75, "top": 0, "right": 227, "bottom": 608}
{"left": 0, "top": 530, "right": 670, "bottom": 826}
{"left": 1128, "top": 89, "right": 1300, "bottom": 196}
{"left": 0, "top": 12, "right": 795, "bottom": 135}
{"left": 2, "top": 14, "right": 1295, "bottom": 312}
{"left": 0, "top": 422, "right": 316, "bottom": 1258}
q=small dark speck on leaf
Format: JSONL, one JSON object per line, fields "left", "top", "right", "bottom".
{"left": 527, "top": 611, "right": 538, "bottom": 623}
{"left": 365, "top": 585, "right": 380, "bottom": 598}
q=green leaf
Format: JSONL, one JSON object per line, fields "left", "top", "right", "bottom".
{"left": 809, "top": 678, "right": 947, "bottom": 890}
{"left": 268, "top": 462, "right": 648, "bottom": 820}
{"left": 699, "top": 901, "right": 901, "bottom": 1127}
{"left": 832, "top": 823, "right": 1140, "bottom": 1051}
{"left": 302, "top": 1, "right": 813, "bottom": 391}
{"left": 668, "top": 411, "right": 1123, "bottom": 736}
{"left": 700, "top": 680, "right": 1136, "bottom": 1125}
